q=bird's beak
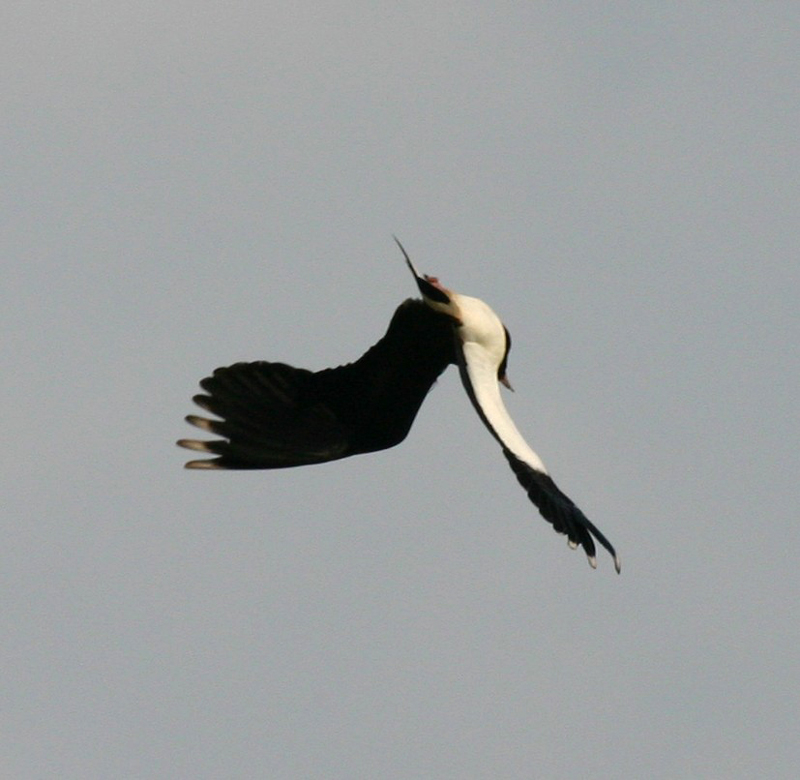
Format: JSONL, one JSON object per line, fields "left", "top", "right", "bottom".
{"left": 394, "top": 236, "right": 452, "bottom": 305}
{"left": 500, "top": 374, "right": 514, "bottom": 391}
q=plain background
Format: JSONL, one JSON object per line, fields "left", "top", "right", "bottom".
{"left": 4, "top": 3, "right": 799, "bottom": 778}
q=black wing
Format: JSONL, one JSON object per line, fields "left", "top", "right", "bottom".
{"left": 503, "top": 449, "right": 621, "bottom": 573}
{"left": 177, "top": 299, "right": 456, "bottom": 469}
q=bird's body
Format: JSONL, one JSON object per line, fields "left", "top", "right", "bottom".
{"left": 179, "top": 242, "right": 620, "bottom": 572}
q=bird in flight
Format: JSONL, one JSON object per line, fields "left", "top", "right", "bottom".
{"left": 178, "top": 240, "right": 620, "bottom": 572}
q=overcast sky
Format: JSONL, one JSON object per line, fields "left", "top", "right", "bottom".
{"left": 4, "top": 3, "right": 799, "bottom": 778}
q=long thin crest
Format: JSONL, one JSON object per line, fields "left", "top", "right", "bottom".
{"left": 393, "top": 236, "right": 450, "bottom": 304}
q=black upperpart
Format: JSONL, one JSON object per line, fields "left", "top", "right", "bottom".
{"left": 179, "top": 299, "right": 457, "bottom": 469}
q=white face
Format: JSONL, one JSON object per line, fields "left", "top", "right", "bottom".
{"left": 451, "top": 293, "right": 507, "bottom": 364}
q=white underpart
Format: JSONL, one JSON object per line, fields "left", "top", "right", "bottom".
{"left": 451, "top": 294, "right": 549, "bottom": 474}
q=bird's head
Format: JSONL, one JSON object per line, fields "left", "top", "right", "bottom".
{"left": 394, "top": 237, "right": 513, "bottom": 390}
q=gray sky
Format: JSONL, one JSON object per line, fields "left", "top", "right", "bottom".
{"left": 4, "top": 3, "right": 799, "bottom": 778}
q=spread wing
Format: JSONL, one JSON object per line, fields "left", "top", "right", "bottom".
{"left": 177, "top": 299, "right": 456, "bottom": 469}
{"left": 179, "top": 361, "right": 353, "bottom": 468}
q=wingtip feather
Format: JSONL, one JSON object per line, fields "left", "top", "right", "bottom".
{"left": 184, "top": 459, "right": 225, "bottom": 469}
{"left": 185, "top": 414, "right": 215, "bottom": 431}
{"left": 177, "top": 438, "right": 211, "bottom": 452}
{"left": 192, "top": 394, "right": 214, "bottom": 412}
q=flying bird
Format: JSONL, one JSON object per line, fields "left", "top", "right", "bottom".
{"left": 178, "top": 240, "right": 620, "bottom": 572}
